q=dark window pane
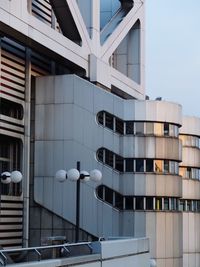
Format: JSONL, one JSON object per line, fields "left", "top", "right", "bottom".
{"left": 125, "top": 196, "right": 133, "bottom": 210}
{"left": 116, "top": 118, "right": 124, "bottom": 134}
{"left": 125, "top": 158, "right": 134, "bottom": 172}
{"left": 136, "top": 197, "right": 144, "bottom": 210}
{"left": 97, "top": 149, "right": 104, "bottom": 162}
{"left": 105, "top": 150, "right": 114, "bottom": 167}
{"left": 164, "top": 160, "right": 169, "bottom": 173}
{"left": 164, "top": 198, "right": 169, "bottom": 210}
{"left": 0, "top": 98, "right": 23, "bottom": 120}
{"left": 97, "top": 111, "right": 104, "bottom": 125}
{"left": 146, "top": 197, "right": 153, "bottom": 210}
{"left": 105, "top": 113, "right": 114, "bottom": 130}
{"left": 135, "top": 122, "right": 144, "bottom": 135}
{"left": 187, "top": 200, "right": 192, "bottom": 211}
{"left": 105, "top": 187, "right": 113, "bottom": 204}
{"left": 126, "top": 121, "right": 134, "bottom": 135}
{"left": 115, "top": 154, "right": 124, "bottom": 172}
{"left": 97, "top": 186, "right": 103, "bottom": 200}
{"left": 146, "top": 159, "right": 153, "bottom": 172}
{"left": 197, "top": 201, "right": 200, "bottom": 212}
{"left": 136, "top": 159, "right": 144, "bottom": 172}
{"left": 114, "top": 192, "right": 123, "bottom": 210}
{"left": 164, "top": 123, "right": 169, "bottom": 136}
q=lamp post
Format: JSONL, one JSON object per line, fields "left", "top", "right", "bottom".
{"left": 55, "top": 161, "right": 102, "bottom": 242}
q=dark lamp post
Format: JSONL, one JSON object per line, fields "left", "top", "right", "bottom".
{"left": 55, "top": 161, "right": 102, "bottom": 242}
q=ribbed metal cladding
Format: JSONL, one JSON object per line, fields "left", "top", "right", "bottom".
{"left": 0, "top": 195, "right": 23, "bottom": 249}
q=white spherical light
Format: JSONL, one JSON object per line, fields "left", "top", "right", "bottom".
{"left": 67, "top": 169, "right": 80, "bottom": 181}
{"left": 1, "top": 172, "right": 11, "bottom": 184}
{"left": 10, "top": 171, "right": 22, "bottom": 183}
{"left": 150, "top": 259, "right": 157, "bottom": 267}
{"left": 55, "top": 170, "right": 67, "bottom": 182}
{"left": 80, "top": 171, "right": 90, "bottom": 182}
{"left": 90, "top": 169, "right": 102, "bottom": 182}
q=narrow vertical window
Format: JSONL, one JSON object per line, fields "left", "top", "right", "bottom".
{"left": 125, "top": 196, "right": 134, "bottom": 210}
{"left": 154, "top": 160, "right": 163, "bottom": 173}
{"left": 136, "top": 159, "right": 144, "bottom": 172}
{"left": 146, "top": 159, "right": 154, "bottom": 172}
{"left": 105, "top": 150, "right": 114, "bottom": 167}
{"left": 115, "top": 154, "right": 124, "bottom": 172}
{"left": 105, "top": 113, "right": 114, "bottom": 130}
{"left": 115, "top": 118, "right": 124, "bottom": 134}
{"left": 126, "top": 121, "right": 134, "bottom": 135}
{"left": 146, "top": 197, "right": 154, "bottom": 210}
{"left": 125, "top": 158, "right": 134, "bottom": 172}
{"left": 135, "top": 197, "right": 144, "bottom": 210}
{"left": 164, "top": 123, "right": 169, "bottom": 136}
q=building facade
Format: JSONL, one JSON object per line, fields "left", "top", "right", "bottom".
{"left": 0, "top": 1, "right": 200, "bottom": 267}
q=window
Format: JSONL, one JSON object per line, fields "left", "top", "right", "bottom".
{"left": 115, "top": 118, "right": 124, "bottom": 134}
{"left": 97, "top": 148, "right": 104, "bottom": 162}
{"left": 105, "top": 113, "right": 114, "bottom": 130}
{"left": 169, "top": 124, "right": 178, "bottom": 137}
{"left": 126, "top": 121, "right": 134, "bottom": 135}
{"left": 164, "top": 123, "right": 169, "bottom": 136}
{"left": 146, "top": 122, "right": 154, "bottom": 135}
{"left": 164, "top": 198, "right": 169, "bottom": 210}
{"left": 156, "top": 198, "right": 162, "bottom": 210}
{"left": 146, "top": 159, "right": 154, "bottom": 172}
{"left": 115, "top": 154, "right": 124, "bottom": 172}
{"left": 135, "top": 197, "right": 144, "bottom": 210}
{"left": 186, "top": 167, "right": 192, "bottom": 179}
{"left": 135, "top": 122, "right": 144, "bottom": 135}
{"left": 125, "top": 158, "right": 134, "bottom": 172}
{"left": 105, "top": 150, "right": 114, "bottom": 167}
{"left": 97, "top": 185, "right": 103, "bottom": 200}
{"left": 164, "top": 160, "right": 169, "bottom": 173}
{"left": 154, "top": 123, "right": 163, "bottom": 135}
{"left": 97, "top": 111, "right": 104, "bottom": 125}
{"left": 171, "top": 198, "right": 177, "bottom": 211}
{"left": 105, "top": 187, "right": 113, "bottom": 205}
{"left": 179, "top": 200, "right": 185, "bottom": 211}
{"left": 114, "top": 192, "right": 123, "bottom": 210}
{"left": 0, "top": 98, "right": 23, "bottom": 120}
{"left": 146, "top": 197, "right": 154, "bottom": 210}
{"left": 125, "top": 196, "right": 134, "bottom": 210}
{"left": 154, "top": 160, "right": 163, "bottom": 173}
{"left": 0, "top": 135, "right": 22, "bottom": 196}
{"left": 179, "top": 167, "right": 187, "bottom": 178}
{"left": 136, "top": 159, "right": 144, "bottom": 172}
{"left": 187, "top": 200, "right": 192, "bottom": 212}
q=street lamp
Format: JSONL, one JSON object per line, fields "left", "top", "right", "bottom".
{"left": 55, "top": 161, "right": 102, "bottom": 242}
{"left": 0, "top": 171, "right": 23, "bottom": 184}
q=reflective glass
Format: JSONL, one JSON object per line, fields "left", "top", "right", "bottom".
{"left": 154, "top": 160, "right": 163, "bottom": 173}
{"left": 135, "top": 122, "right": 144, "bottom": 135}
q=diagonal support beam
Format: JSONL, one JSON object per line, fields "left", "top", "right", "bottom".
{"left": 66, "top": 0, "right": 91, "bottom": 52}
{"left": 50, "top": 0, "right": 91, "bottom": 52}
{"left": 100, "top": 2, "right": 144, "bottom": 61}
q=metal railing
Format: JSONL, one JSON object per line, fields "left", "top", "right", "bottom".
{"left": 0, "top": 242, "right": 93, "bottom": 266}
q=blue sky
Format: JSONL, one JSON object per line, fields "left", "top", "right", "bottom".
{"left": 146, "top": 0, "right": 200, "bottom": 116}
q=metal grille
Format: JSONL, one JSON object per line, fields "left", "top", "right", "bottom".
{"left": 0, "top": 195, "right": 23, "bottom": 249}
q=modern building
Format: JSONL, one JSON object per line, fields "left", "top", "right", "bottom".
{"left": 0, "top": 1, "right": 200, "bottom": 267}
